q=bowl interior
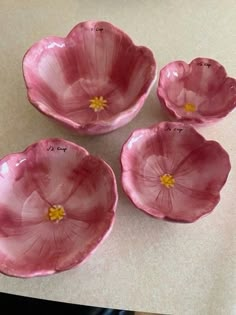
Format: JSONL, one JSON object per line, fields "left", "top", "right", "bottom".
{"left": 0, "top": 139, "right": 116, "bottom": 277}
{"left": 121, "top": 122, "right": 231, "bottom": 222}
{"left": 158, "top": 58, "right": 236, "bottom": 120}
{"left": 24, "top": 22, "right": 155, "bottom": 125}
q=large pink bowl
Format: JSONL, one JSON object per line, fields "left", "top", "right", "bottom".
{"left": 0, "top": 139, "right": 117, "bottom": 277}
{"left": 157, "top": 57, "right": 236, "bottom": 123}
{"left": 23, "top": 21, "right": 156, "bottom": 135}
{"left": 121, "top": 121, "right": 231, "bottom": 223}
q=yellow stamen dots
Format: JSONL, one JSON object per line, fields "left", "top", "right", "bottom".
{"left": 89, "top": 96, "right": 108, "bottom": 112}
{"left": 184, "top": 103, "right": 196, "bottom": 112}
{"left": 48, "top": 205, "right": 65, "bottom": 222}
{"left": 160, "top": 174, "right": 175, "bottom": 188}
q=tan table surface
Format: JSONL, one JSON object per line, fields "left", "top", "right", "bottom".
{"left": 0, "top": 1, "right": 235, "bottom": 314}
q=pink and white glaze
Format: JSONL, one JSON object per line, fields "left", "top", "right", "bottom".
{"left": 23, "top": 21, "right": 157, "bottom": 135}
{"left": 0, "top": 139, "right": 117, "bottom": 277}
{"left": 121, "top": 122, "right": 231, "bottom": 223}
{"left": 157, "top": 58, "right": 236, "bottom": 123}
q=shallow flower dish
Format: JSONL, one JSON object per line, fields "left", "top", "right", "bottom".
{"left": 121, "top": 122, "right": 231, "bottom": 223}
{"left": 157, "top": 57, "right": 236, "bottom": 123}
{"left": 23, "top": 21, "right": 156, "bottom": 135}
{"left": 0, "top": 139, "right": 117, "bottom": 277}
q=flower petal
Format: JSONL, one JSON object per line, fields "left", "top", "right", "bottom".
{"left": 26, "top": 139, "right": 88, "bottom": 205}
{"left": 67, "top": 21, "right": 133, "bottom": 81}
{"left": 53, "top": 214, "right": 114, "bottom": 271}
{"left": 165, "top": 184, "right": 219, "bottom": 222}
{"left": 0, "top": 220, "right": 84, "bottom": 276}
{"left": 0, "top": 154, "right": 35, "bottom": 216}
{"left": 121, "top": 122, "right": 206, "bottom": 175}
{"left": 122, "top": 167, "right": 171, "bottom": 218}
{"left": 64, "top": 80, "right": 126, "bottom": 124}
{"left": 61, "top": 80, "right": 90, "bottom": 115}
{"left": 198, "top": 77, "right": 236, "bottom": 118}
{"left": 24, "top": 37, "right": 78, "bottom": 91}
{"left": 23, "top": 37, "right": 79, "bottom": 114}
{"left": 25, "top": 72, "right": 61, "bottom": 114}
{"left": 174, "top": 141, "right": 230, "bottom": 192}
{"left": 121, "top": 129, "right": 169, "bottom": 174}
{"left": 66, "top": 107, "right": 97, "bottom": 125}
{"left": 158, "top": 60, "right": 189, "bottom": 104}
{"left": 64, "top": 155, "right": 117, "bottom": 222}
{"left": 156, "top": 122, "right": 208, "bottom": 172}
{"left": 185, "top": 58, "right": 227, "bottom": 95}
{"left": 21, "top": 191, "right": 49, "bottom": 224}
{"left": 167, "top": 90, "right": 208, "bottom": 121}
{"left": 167, "top": 141, "right": 231, "bottom": 222}
{"left": 0, "top": 196, "right": 115, "bottom": 276}
{"left": 0, "top": 222, "right": 55, "bottom": 276}
{"left": 119, "top": 47, "right": 156, "bottom": 107}
{"left": 0, "top": 206, "right": 22, "bottom": 237}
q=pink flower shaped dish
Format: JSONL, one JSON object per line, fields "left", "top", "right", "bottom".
{"left": 0, "top": 139, "right": 117, "bottom": 277}
{"left": 23, "top": 21, "right": 156, "bottom": 135}
{"left": 121, "top": 122, "right": 231, "bottom": 223}
{"left": 157, "top": 58, "right": 236, "bottom": 123}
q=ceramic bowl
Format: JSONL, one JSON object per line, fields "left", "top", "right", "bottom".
{"left": 121, "top": 121, "right": 231, "bottom": 223}
{"left": 157, "top": 57, "right": 236, "bottom": 123}
{"left": 0, "top": 139, "right": 117, "bottom": 277}
{"left": 23, "top": 21, "right": 156, "bottom": 135}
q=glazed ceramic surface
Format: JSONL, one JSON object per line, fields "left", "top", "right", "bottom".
{"left": 121, "top": 121, "right": 231, "bottom": 223}
{"left": 157, "top": 57, "right": 236, "bottom": 123}
{"left": 23, "top": 21, "right": 156, "bottom": 135}
{"left": 0, "top": 139, "right": 117, "bottom": 277}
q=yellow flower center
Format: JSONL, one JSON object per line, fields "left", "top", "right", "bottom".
{"left": 89, "top": 96, "right": 108, "bottom": 112}
{"left": 160, "top": 174, "right": 175, "bottom": 188}
{"left": 48, "top": 205, "right": 65, "bottom": 222}
{"left": 184, "top": 103, "right": 196, "bottom": 112}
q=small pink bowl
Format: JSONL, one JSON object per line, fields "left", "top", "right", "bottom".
{"left": 157, "top": 57, "right": 236, "bottom": 123}
{"left": 121, "top": 121, "right": 231, "bottom": 223}
{"left": 0, "top": 138, "right": 117, "bottom": 277}
{"left": 23, "top": 21, "right": 156, "bottom": 135}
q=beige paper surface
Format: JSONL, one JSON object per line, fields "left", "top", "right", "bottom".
{"left": 0, "top": 1, "right": 235, "bottom": 314}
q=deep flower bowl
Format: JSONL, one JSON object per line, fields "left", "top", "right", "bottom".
{"left": 0, "top": 139, "right": 117, "bottom": 277}
{"left": 23, "top": 21, "right": 156, "bottom": 135}
{"left": 121, "top": 122, "right": 231, "bottom": 223}
{"left": 157, "top": 57, "right": 236, "bottom": 123}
